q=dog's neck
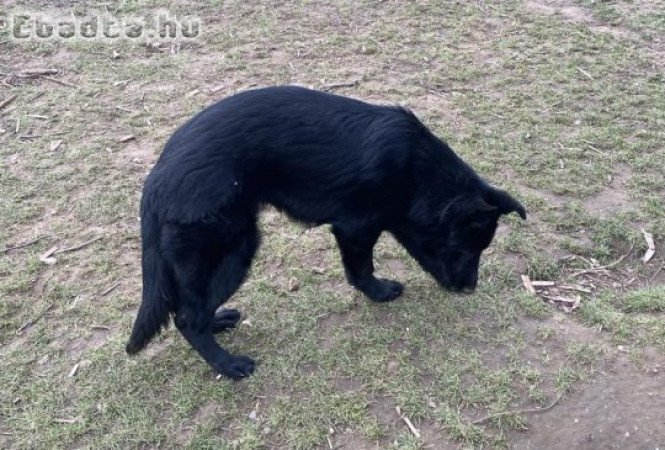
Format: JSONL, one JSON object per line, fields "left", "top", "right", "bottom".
{"left": 406, "top": 136, "right": 487, "bottom": 227}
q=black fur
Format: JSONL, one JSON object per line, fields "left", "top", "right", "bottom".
{"left": 126, "top": 86, "right": 526, "bottom": 379}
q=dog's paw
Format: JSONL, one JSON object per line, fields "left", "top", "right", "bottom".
{"left": 209, "top": 308, "right": 242, "bottom": 334}
{"left": 366, "top": 278, "right": 404, "bottom": 303}
{"left": 215, "top": 354, "right": 256, "bottom": 380}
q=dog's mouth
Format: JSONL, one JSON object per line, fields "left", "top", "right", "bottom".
{"left": 434, "top": 271, "right": 476, "bottom": 294}
{"left": 440, "top": 283, "right": 475, "bottom": 295}
{"left": 417, "top": 256, "right": 478, "bottom": 295}
{"left": 454, "top": 286, "right": 476, "bottom": 295}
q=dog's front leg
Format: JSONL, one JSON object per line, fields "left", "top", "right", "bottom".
{"left": 332, "top": 225, "right": 403, "bottom": 302}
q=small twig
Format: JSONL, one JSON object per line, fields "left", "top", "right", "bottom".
{"left": 530, "top": 280, "right": 555, "bottom": 287}
{"left": 521, "top": 274, "right": 536, "bottom": 295}
{"left": 117, "top": 134, "right": 136, "bottom": 143}
{"left": 558, "top": 284, "right": 592, "bottom": 293}
{"left": 39, "top": 245, "right": 58, "bottom": 265}
{"left": 320, "top": 79, "right": 361, "bottom": 91}
{"left": 114, "top": 105, "right": 134, "bottom": 113}
{"left": 1, "top": 236, "right": 45, "bottom": 253}
{"left": 567, "top": 248, "right": 632, "bottom": 279}
{"left": 54, "top": 417, "right": 80, "bottom": 424}
{"left": 210, "top": 83, "right": 226, "bottom": 93}
{"left": 55, "top": 236, "right": 102, "bottom": 254}
{"left": 17, "top": 303, "right": 54, "bottom": 333}
{"left": 68, "top": 362, "right": 81, "bottom": 377}
{"left": 473, "top": 394, "right": 563, "bottom": 425}
{"left": 50, "top": 140, "right": 63, "bottom": 151}
{"left": 21, "top": 69, "right": 59, "bottom": 76}
{"left": 416, "top": 80, "right": 450, "bottom": 96}
{"left": 43, "top": 76, "right": 76, "bottom": 87}
{"left": 29, "top": 91, "right": 45, "bottom": 102}
{"left": 641, "top": 228, "right": 655, "bottom": 263}
{"left": 650, "top": 263, "right": 664, "bottom": 283}
{"left": 396, "top": 406, "right": 420, "bottom": 439}
{"left": 368, "top": 37, "right": 386, "bottom": 50}
{"left": 100, "top": 282, "right": 119, "bottom": 296}
{"left": 577, "top": 67, "right": 593, "bottom": 80}
{"left": 0, "top": 94, "right": 17, "bottom": 111}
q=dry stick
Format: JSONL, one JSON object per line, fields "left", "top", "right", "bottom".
{"left": 0, "top": 94, "right": 17, "bottom": 111}
{"left": 118, "top": 134, "right": 136, "bottom": 143}
{"left": 29, "top": 91, "right": 45, "bottom": 102}
{"left": 55, "top": 236, "right": 102, "bottom": 255}
{"left": 21, "top": 69, "right": 59, "bottom": 76}
{"left": 641, "top": 228, "right": 655, "bottom": 263}
{"left": 43, "top": 76, "right": 76, "bottom": 87}
{"left": 396, "top": 407, "right": 421, "bottom": 438}
{"left": 50, "top": 140, "right": 63, "bottom": 151}
{"left": 567, "top": 249, "right": 632, "bottom": 279}
{"left": 1, "top": 236, "right": 45, "bottom": 253}
{"left": 473, "top": 394, "right": 563, "bottom": 425}
{"left": 650, "top": 263, "right": 664, "bottom": 283}
{"left": 521, "top": 274, "right": 536, "bottom": 295}
{"left": 577, "top": 67, "right": 593, "bottom": 80}
{"left": 210, "top": 83, "right": 226, "bottom": 93}
{"left": 17, "top": 303, "right": 54, "bottom": 333}
{"left": 100, "top": 282, "right": 120, "bottom": 296}
{"left": 39, "top": 245, "right": 58, "bottom": 264}
{"left": 320, "top": 79, "right": 360, "bottom": 91}
{"left": 530, "top": 280, "right": 555, "bottom": 287}
{"left": 68, "top": 362, "right": 81, "bottom": 377}
{"left": 54, "top": 417, "right": 80, "bottom": 424}
{"left": 559, "top": 284, "right": 592, "bottom": 293}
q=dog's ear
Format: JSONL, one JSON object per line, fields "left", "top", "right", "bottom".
{"left": 439, "top": 195, "right": 498, "bottom": 224}
{"left": 485, "top": 188, "right": 526, "bottom": 220}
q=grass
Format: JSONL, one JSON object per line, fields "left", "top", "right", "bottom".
{"left": 1, "top": 0, "right": 664, "bottom": 448}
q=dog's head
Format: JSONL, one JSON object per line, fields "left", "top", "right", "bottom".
{"left": 398, "top": 187, "right": 526, "bottom": 293}
{"left": 435, "top": 188, "right": 525, "bottom": 292}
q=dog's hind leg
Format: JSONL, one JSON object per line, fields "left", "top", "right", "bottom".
{"left": 332, "top": 225, "right": 403, "bottom": 302}
{"left": 167, "top": 221, "right": 259, "bottom": 379}
{"left": 209, "top": 308, "right": 242, "bottom": 334}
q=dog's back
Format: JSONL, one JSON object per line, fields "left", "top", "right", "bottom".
{"left": 143, "top": 86, "right": 435, "bottom": 225}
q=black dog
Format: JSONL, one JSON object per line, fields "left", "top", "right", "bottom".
{"left": 126, "top": 86, "right": 526, "bottom": 379}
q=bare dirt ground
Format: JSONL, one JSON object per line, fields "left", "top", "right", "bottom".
{"left": 1, "top": 0, "right": 664, "bottom": 449}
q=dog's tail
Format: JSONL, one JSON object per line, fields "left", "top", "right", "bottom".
{"left": 126, "top": 208, "right": 173, "bottom": 355}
